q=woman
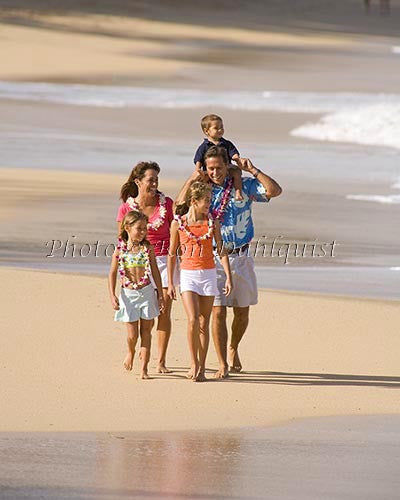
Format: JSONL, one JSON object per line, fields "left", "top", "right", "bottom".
{"left": 117, "top": 161, "right": 178, "bottom": 373}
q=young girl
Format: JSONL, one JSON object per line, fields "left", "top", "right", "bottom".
{"left": 109, "top": 210, "right": 164, "bottom": 379}
{"left": 167, "top": 182, "right": 232, "bottom": 382}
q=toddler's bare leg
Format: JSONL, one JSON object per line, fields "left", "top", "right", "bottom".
{"left": 124, "top": 322, "right": 139, "bottom": 371}
{"left": 229, "top": 165, "right": 244, "bottom": 201}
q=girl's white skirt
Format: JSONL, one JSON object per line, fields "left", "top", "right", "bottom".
{"left": 180, "top": 268, "right": 218, "bottom": 296}
{"left": 155, "top": 255, "right": 180, "bottom": 288}
{"left": 115, "top": 284, "right": 160, "bottom": 323}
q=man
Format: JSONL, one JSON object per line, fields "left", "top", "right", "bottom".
{"left": 177, "top": 146, "right": 282, "bottom": 378}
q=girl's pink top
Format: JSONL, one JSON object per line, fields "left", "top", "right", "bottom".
{"left": 116, "top": 194, "right": 174, "bottom": 257}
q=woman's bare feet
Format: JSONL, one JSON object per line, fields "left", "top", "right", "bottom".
{"left": 228, "top": 346, "right": 242, "bottom": 373}
{"left": 123, "top": 351, "right": 134, "bottom": 371}
{"left": 141, "top": 371, "right": 151, "bottom": 380}
{"left": 157, "top": 364, "right": 172, "bottom": 374}
{"left": 213, "top": 365, "right": 229, "bottom": 379}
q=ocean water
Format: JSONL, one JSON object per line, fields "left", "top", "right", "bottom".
{"left": 1, "top": 81, "right": 400, "bottom": 298}
{"left": 1, "top": 81, "right": 400, "bottom": 151}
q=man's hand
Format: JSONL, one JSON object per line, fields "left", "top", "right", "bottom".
{"left": 239, "top": 158, "right": 255, "bottom": 172}
{"left": 223, "top": 278, "right": 233, "bottom": 296}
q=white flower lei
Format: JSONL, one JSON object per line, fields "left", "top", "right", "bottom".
{"left": 174, "top": 214, "right": 214, "bottom": 242}
{"left": 126, "top": 192, "right": 167, "bottom": 231}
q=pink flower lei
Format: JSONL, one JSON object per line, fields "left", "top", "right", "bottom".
{"left": 174, "top": 214, "right": 214, "bottom": 242}
{"left": 116, "top": 238, "right": 151, "bottom": 289}
{"left": 211, "top": 178, "right": 233, "bottom": 220}
{"left": 126, "top": 192, "right": 167, "bottom": 231}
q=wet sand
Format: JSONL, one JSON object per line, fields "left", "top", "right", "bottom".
{"left": 1, "top": 415, "right": 400, "bottom": 499}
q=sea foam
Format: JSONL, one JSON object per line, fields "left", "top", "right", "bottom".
{"left": 1, "top": 81, "right": 400, "bottom": 150}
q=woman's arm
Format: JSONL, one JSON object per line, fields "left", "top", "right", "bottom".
{"left": 108, "top": 248, "right": 120, "bottom": 309}
{"left": 167, "top": 220, "right": 180, "bottom": 300}
{"left": 214, "top": 220, "right": 232, "bottom": 296}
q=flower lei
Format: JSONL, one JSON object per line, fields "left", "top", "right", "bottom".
{"left": 116, "top": 238, "right": 151, "bottom": 289}
{"left": 126, "top": 192, "right": 167, "bottom": 231}
{"left": 211, "top": 178, "right": 233, "bottom": 220}
{"left": 174, "top": 214, "right": 214, "bottom": 243}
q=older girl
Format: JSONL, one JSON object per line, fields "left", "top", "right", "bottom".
{"left": 168, "top": 182, "right": 232, "bottom": 382}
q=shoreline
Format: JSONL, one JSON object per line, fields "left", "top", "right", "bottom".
{"left": 1, "top": 166, "right": 400, "bottom": 301}
{"left": 1, "top": 412, "right": 400, "bottom": 435}
{"left": 1, "top": 263, "right": 400, "bottom": 302}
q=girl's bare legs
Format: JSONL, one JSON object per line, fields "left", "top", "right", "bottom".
{"left": 181, "top": 291, "right": 200, "bottom": 380}
{"left": 156, "top": 288, "right": 173, "bottom": 373}
{"left": 197, "top": 295, "right": 214, "bottom": 381}
{"left": 124, "top": 322, "right": 139, "bottom": 371}
{"left": 139, "top": 318, "right": 153, "bottom": 379}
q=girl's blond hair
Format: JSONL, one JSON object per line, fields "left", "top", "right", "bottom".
{"left": 175, "top": 181, "right": 212, "bottom": 216}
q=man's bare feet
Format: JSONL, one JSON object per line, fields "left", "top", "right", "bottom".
{"left": 123, "top": 352, "right": 134, "bottom": 371}
{"left": 157, "top": 364, "right": 172, "bottom": 374}
{"left": 141, "top": 371, "right": 151, "bottom": 380}
{"left": 228, "top": 346, "right": 242, "bottom": 373}
{"left": 214, "top": 366, "right": 229, "bottom": 379}
{"left": 194, "top": 371, "right": 207, "bottom": 382}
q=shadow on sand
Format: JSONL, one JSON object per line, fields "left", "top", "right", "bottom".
{"left": 221, "top": 370, "right": 400, "bottom": 388}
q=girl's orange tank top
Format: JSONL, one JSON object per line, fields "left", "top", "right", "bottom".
{"left": 178, "top": 216, "right": 215, "bottom": 270}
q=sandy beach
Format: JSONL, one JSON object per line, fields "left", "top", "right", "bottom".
{"left": 1, "top": 2, "right": 400, "bottom": 497}
{"left": 0, "top": 167, "right": 399, "bottom": 432}
{"left": 1, "top": 265, "right": 400, "bottom": 432}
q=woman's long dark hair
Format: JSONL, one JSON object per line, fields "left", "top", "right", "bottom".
{"left": 120, "top": 161, "right": 160, "bottom": 202}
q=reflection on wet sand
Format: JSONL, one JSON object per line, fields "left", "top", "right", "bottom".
{"left": 2, "top": 416, "right": 399, "bottom": 499}
{"left": 96, "top": 432, "right": 243, "bottom": 498}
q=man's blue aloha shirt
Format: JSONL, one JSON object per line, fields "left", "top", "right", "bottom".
{"left": 210, "top": 176, "right": 269, "bottom": 250}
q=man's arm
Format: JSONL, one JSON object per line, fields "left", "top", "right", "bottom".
{"left": 240, "top": 158, "right": 282, "bottom": 198}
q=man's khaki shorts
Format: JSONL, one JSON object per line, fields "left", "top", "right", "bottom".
{"left": 214, "top": 254, "right": 258, "bottom": 308}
